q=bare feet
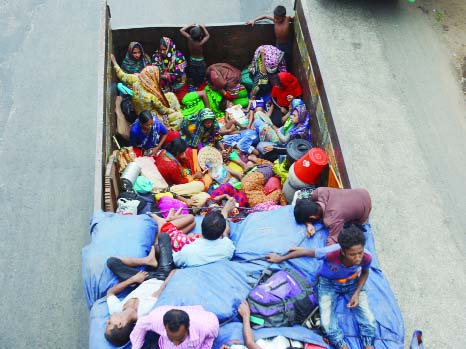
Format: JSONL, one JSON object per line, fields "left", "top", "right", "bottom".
{"left": 145, "top": 245, "right": 158, "bottom": 269}
{"left": 247, "top": 154, "right": 258, "bottom": 162}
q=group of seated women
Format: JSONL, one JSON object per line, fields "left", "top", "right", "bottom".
{"left": 110, "top": 34, "right": 310, "bottom": 209}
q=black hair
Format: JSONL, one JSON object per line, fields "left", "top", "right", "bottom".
{"left": 219, "top": 98, "right": 228, "bottom": 112}
{"left": 138, "top": 110, "right": 152, "bottom": 124}
{"left": 163, "top": 309, "right": 190, "bottom": 332}
{"left": 164, "top": 138, "right": 187, "bottom": 156}
{"left": 104, "top": 321, "right": 135, "bottom": 347}
{"left": 189, "top": 26, "right": 202, "bottom": 41}
{"left": 274, "top": 5, "right": 286, "bottom": 17}
{"left": 269, "top": 73, "right": 282, "bottom": 88}
{"left": 201, "top": 211, "right": 227, "bottom": 240}
{"left": 338, "top": 224, "right": 366, "bottom": 250}
{"left": 293, "top": 199, "right": 320, "bottom": 224}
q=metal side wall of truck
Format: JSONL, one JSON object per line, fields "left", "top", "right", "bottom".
{"left": 94, "top": 0, "right": 349, "bottom": 211}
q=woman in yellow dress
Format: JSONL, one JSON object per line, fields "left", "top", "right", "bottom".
{"left": 110, "top": 54, "right": 183, "bottom": 130}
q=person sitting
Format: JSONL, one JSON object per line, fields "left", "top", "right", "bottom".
{"left": 294, "top": 187, "right": 372, "bottom": 245}
{"left": 266, "top": 225, "right": 376, "bottom": 349}
{"left": 154, "top": 138, "right": 211, "bottom": 196}
{"left": 180, "top": 108, "right": 223, "bottom": 150}
{"left": 104, "top": 233, "right": 175, "bottom": 346}
{"left": 130, "top": 306, "right": 219, "bottom": 349}
{"left": 256, "top": 98, "right": 311, "bottom": 145}
{"left": 120, "top": 41, "right": 152, "bottom": 74}
{"left": 130, "top": 110, "right": 180, "bottom": 156}
{"left": 248, "top": 45, "right": 287, "bottom": 99}
{"left": 181, "top": 90, "right": 211, "bottom": 118}
{"left": 172, "top": 198, "right": 237, "bottom": 268}
{"left": 246, "top": 5, "right": 294, "bottom": 70}
{"left": 110, "top": 54, "right": 184, "bottom": 129}
{"left": 180, "top": 23, "right": 210, "bottom": 88}
{"left": 152, "top": 37, "right": 188, "bottom": 102}
{"left": 220, "top": 99, "right": 252, "bottom": 131}
{"left": 270, "top": 72, "right": 302, "bottom": 110}
{"left": 206, "top": 63, "right": 242, "bottom": 100}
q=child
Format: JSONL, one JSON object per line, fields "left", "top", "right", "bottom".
{"left": 266, "top": 225, "right": 376, "bottom": 349}
{"left": 219, "top": 99, "right": 252, "bottom": 134}
{"left": 246, "top": 5, "right": 293, "bottom": 70}
{"left": 173, "top": 198, "right": 237, "bottom": 268}
{"left": 150, "top": 208, "right": 199, "bottom": 253}
{"left": 180, "top": 24, "right": 210, "bottom": 87}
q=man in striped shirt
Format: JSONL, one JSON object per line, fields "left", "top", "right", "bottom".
{"left": 130, "top": 305, "right": 219, "bottom": 349}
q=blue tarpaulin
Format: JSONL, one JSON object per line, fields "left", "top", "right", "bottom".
{"left": 83, "top": 207, "right": 404, "bottom": 349}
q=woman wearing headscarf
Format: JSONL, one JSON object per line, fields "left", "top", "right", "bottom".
{"left": 121, "top": 42, "right": 151, "bottom": 74}
{"left": 154, "top": 138, "right": 212, "bottom": 196}
{"left": 180, "top": 108, "right": 223, "bottom": 150}
{"left": 130, "top": 110, "right": 180, "bottom": 156}
{"left": 270, "top": 71, "right": 302, "bottom": 108}
{"left": 249, "top": 45, "right": 287, "bottom": 98}
{"left": 256, "top": 98, "right": 311, "bottom": 145}
{"left": 111, "top": 54, "right": 184, "bottom": 129}
{"left": 152, "top": 37, "right": 188, "bottom": 102}
{"left": 205, "top": 63, "right": 242, "bottom": 100}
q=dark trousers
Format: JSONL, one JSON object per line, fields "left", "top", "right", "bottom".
{"left": 106, "top": 233, "right": 175, "bottom": 281}
{"left": 188, "top": 57, "right": 206, "bottom": 87}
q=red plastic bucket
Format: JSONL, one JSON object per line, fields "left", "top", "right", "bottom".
{"left": 293, "top": 148, "right": 328, "bottom": 184}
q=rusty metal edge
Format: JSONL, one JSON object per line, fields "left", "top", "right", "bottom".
{"left": 94, "top": 0, "right": 109, "bottom": 211}
{"left": 295, "top": 0, "right": 351, "bottom": 189}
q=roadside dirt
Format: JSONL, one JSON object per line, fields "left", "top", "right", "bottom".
{"left": 405, "top": 0, "right": 466, "bottom": 96}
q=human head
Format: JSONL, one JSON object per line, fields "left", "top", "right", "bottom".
{"left": 200, "top": 108, "right": 215, "bottom": 129}
{"left": 201, "top": 211, "right": 227, "bottom": 240}
{"left": 338, "top": 225, "right": 366, "bottom": 266}
{"left": 165, "top": 138, "right": 188, "bottom": 160}
{"left": 273, "top": 5, "right": 286, "bottom": 22}
{"left": 128, "top": 42, "right": 143, "bottom": 61}
{"left": 189, "top": 26, "right": 202, "bottom": 41}
{"left": 293, "top": 199, "right": 322, "bottom": 224}
{"left": 163, "top": 309, "right": 190, "bottom": 345}
{"left": 219, "top": 98, "right": 232, "bottom": 112}
{"left": 105, "top": 313, "right": 135, "bottom": 347}
{"left": 138, "top": 110, "right": 154, "bottom": 133}
{"left": 159, "top": 37, "right": 174, "bottom": 58}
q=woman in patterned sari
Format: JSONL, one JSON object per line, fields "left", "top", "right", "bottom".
{"left": 121, "top": 41, "right": 151, "bottom": 74}
{"left": 111, "top": 54, "right": 184, "bottom": 129}
{"left": 152, "top": 37, "right": 188, "bottom": 102}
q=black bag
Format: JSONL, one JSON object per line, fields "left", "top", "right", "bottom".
{"left": 121, "top": 94, "right": 137, "bottom": 124}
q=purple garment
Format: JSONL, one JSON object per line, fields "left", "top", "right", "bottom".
{"left": 315, "top": 244, "right": 372, "bottom": 280}
{"left": 311, "top": 188, "right": 372, "bottom": 245}
{"left": 255, "top": 164, "right": 274, "bottom": 183}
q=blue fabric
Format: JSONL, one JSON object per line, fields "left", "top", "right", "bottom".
{"left": 173, "top": 237, "right": 235, "bottom": 267}
{"left": 84, "top": 207, "right": 403, "bottom": 349}
{"left": 81, "top": 210, "right": 157, "bottom": 309}
{"left": 129, "top": 116, "right": 168, "bottom": 149}
{"left": 315, "top": 244, "right": 372, "bottom": 280}
{"left": 222, "top": 129, "right": 258, "bottom": 154}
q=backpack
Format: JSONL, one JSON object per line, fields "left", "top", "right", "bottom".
{"left": 121, "top": 94, "right": 137, "bottom": 124}
{"left": 247, "top": 269, "right": 319, "bottom": 329}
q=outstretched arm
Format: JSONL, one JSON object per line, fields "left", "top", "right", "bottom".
{"left": 110, "top": 53, "right": 138, "bottom": 85}
{"left": 266, "top": 247, "right": 316, "bottom": 263}
{"left": 106, "top": 271, "right": 148, "bottom": 297}
{"left": 246, "top": 15, "right": 274, "bottom": 26}
{"left": 200, "top": 24, "right": 210, "bottom": 45}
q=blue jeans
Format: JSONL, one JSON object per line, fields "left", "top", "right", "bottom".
{"left": 222, "top": 130, "right": 258, "bottom": 154}
{"left": 318, "top": 277, "right": 376, "bottom": 348}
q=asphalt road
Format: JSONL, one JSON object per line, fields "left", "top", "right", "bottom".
{"left": 0, "top": 1, "right": 292, "bottom": 348}
{"left": 301, "top": 0, "right": 466, "bottom": 347}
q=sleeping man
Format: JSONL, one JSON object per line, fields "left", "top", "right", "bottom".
{"left": 104, "top": 232, "right": 175, "bottom": 347}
